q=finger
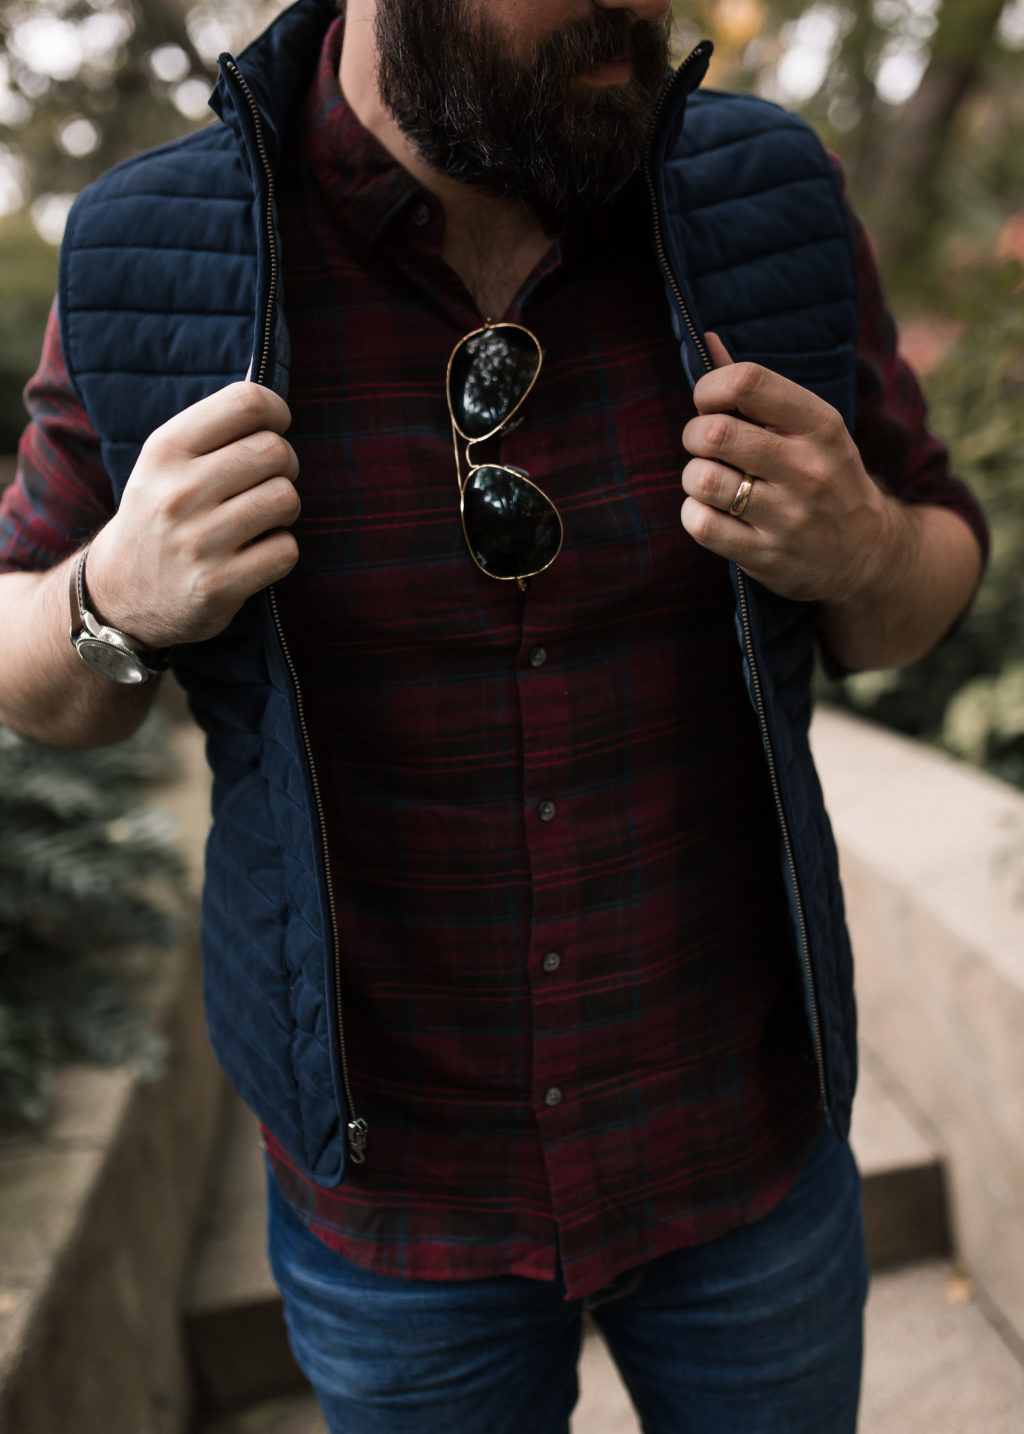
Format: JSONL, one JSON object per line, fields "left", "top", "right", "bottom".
{"left": 195, "top": 429, "right": 300, "bottom": 503}
{"left": 153, "top": 382, "right": 293, "bottom": 460}
{"left": 704, "top": 330, "right": 735, "bottom": 369}
{"left": 202, "top": 475, "right": 302, "bottom": 553}
{"left": 694, "top": 355, "right": 834, "bottom": 437}
{"left": 683, "top": 410, "right": 790, "bottom": 483}
{"left": 681, "top": 495, "right": 763, "bottom": 563}
{"left": 212, "top": 527, "right": 301, "bottom": 605}
{"left": 682, "top": 457, "right": 765, "bottom": 519}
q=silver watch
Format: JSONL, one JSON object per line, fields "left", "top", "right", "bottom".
{"left": 68, "top": 545, "right": 169, "bottom": 685}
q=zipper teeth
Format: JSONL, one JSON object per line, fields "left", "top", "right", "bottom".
{"left": 225, "top": 60, "right": 278, "bottom": 389}
{"left": 644, "top": 164, "right": 711, "bottom": 374}
{"left": 644, "top": 45, "right": 714, "bottom": 374}
{"left": 644, "top": 60, "right": 828, "bottom": 1108}
{"left": 224, "top": 58, "right": 366, "bottom": 1158}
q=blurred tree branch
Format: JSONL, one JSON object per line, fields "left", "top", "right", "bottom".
{"left": 868, "top": 0, "right": 1009, "bottom": 266}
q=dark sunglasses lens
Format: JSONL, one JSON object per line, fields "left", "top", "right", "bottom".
{"left": 449, "top": 327, "right": 540, "bottom": 439}
{"left": 463, "top": 467, "right": 561, "bottom": 579}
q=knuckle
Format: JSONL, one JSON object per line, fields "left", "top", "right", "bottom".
{"left": 820, "top": 404, "right": 845, "bottom": 442}
{"left": 138, "top": 425, "right": 176, "bottom": 470}
{"left": 266, "top": 531, "right": 300, "bottom": 578}
{"left": 189, "top": 563, "right": 221, "bottom": 607}
{"left": 226, "top": 380, "right": 272, "bottom": 428}
{"left": 804, "top": 452, "right": 834, "bottom": 491}
{"left": 249, "top": 429, "right": 289, "bottom": 466}
{"left": 152, "top": 481, "right": 190, "bottom": 525}
{"left": 268, "top": 476, "right": 301, "bottom": 521}
{"left": 705, "top": 415, "right": 733, "bottom": 452}
{"left": 734, "top": 362, "right": 765, "bottom": 400}
{"left": 687, "top": 500, "right": 716, "bottom": 543}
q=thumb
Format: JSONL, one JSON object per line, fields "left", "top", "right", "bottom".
{"left": 705, "top": 330, "right": 734, "bottom": 368}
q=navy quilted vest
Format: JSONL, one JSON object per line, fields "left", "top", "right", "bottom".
{"left": 58, "top": 0, "right": 860, "bottom": 1185}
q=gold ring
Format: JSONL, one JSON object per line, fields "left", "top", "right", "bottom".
{"left": 728, "top": 477, "right": 754, "bottom": 518}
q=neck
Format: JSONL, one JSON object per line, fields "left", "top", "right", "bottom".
{"left": 338, "top": 0, "right": 551, "bottom": 318}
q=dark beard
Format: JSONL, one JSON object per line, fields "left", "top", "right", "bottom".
{"left": 374, "top": 0, "right": 671, "bottom": 229}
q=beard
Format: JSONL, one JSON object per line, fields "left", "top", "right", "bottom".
{"left": 373, "top": 0, "right": 671, "bottom": 229}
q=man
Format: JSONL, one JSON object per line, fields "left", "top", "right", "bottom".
{"left": 0, "top": 1, "right": 986, "bottom": 1429}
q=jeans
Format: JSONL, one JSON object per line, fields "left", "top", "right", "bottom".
{"left": 266, "top": 1119, "right": 868, "bottom": 1433}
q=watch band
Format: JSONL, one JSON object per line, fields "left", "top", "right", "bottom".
{"left": 69, "top": 545, "right": 170, "bottom": 683}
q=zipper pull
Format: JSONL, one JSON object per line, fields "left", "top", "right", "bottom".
{"left": 347, "top": 1116, "right": 369, "bottom": 1165}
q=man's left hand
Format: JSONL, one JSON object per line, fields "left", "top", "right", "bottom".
{"left": 681, "top": 332, "right": 892, "bottom": 605}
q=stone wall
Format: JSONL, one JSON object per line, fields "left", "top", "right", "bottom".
{"left": 0, "top": 718, "right": 224, "bottom": 1434}
{"left": 812, "top": 707, "right": 1024, "bottom": 1350}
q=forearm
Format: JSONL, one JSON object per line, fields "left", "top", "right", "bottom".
{"left": 819, "top": 500, "right": 983, "bottom": 673}
{"left": 0, "top": 560, "right": 157, "bottom": 748}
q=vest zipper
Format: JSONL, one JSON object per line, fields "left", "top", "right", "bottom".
{"left": 643, "top": 45, "right": 714, "bottom": 377}
{"left": 223, "top": 58, "right": 368, "bottom": 1166}
{"left": 643, "top": 64, "right": 829, "bottom": 1113}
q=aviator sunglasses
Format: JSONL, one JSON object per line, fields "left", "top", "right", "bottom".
{"left": 446, "top": 321, "right": 564, "bottom": 590}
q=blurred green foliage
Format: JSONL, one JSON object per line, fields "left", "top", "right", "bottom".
{"left": 833, "top": 257, "right": 1024, "bottom": 786}
{"left": 0, "top": 711, "right": 186, "bottom": 1125}
{"left": 0, "top": 211, "right": 58, "bottom": 450}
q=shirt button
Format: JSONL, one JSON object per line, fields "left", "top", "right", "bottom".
{"left": 537, "top": 799, "right": 557, "bottom": 822}
{"left": 542, "top": 951, "right": 561, "bottom": 973}
{"left": 529, "top": 646, "right": 547, "bottom": 668}
{"left": 411, "top": 201, "right": 431, "bottom": 227}
{"left": 544, "top": 1087, "right": 563, "bottom": 1107}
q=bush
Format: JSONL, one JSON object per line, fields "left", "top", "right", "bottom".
{"left": 832, "top": 262, "right": 1024, "bottom": 788}
{"left": 0, "top": 713, "right": 187, "bottom": 1125}
{"left": 0, "top": 212, "right": 58, "bottom": 454}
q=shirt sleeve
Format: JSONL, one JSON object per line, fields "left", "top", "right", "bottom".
{"left": 0, "top": 303, "right": 116, "bottom": 574}
{"left": 845, "top": 182, "right": 989, "bottom": 567}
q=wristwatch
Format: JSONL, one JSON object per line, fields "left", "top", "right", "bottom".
{"left": 68, "top": 545, "right": 169, "bottom": 685}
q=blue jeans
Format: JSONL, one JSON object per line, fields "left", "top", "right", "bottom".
{"left": 266, "top": 1120, "right": 868, "bottom": 1433}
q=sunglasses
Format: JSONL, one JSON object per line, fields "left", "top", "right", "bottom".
{"left": 446, "top": 321, "right": 564, "bottom": 591}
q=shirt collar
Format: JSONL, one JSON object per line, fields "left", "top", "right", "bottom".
{"left": 300, "top": 15, "right": 426, "bottom": 259}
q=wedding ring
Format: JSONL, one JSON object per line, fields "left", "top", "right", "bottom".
{"left": 728, "top": 477, "right": 754, "bottom": 518}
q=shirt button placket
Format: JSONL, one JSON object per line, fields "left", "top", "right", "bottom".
{"left": 518, "top": 633, "right": 570, "bottom": 1148}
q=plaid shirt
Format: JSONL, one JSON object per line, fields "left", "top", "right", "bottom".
{"left": 1, "top": 21, "right": 987, "bottom": 1299}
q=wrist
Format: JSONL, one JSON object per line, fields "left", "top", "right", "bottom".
{"left": 832, "top": 484, "right": 911, "bottom": 613}
{"left": 69, "top": 544, "right": 170, "bottom": 685}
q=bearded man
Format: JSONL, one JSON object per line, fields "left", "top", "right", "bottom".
{"left": 0, "top": 1, "right": 986, "bottom": 1430}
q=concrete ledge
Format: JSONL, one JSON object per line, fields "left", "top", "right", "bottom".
{"left": 0, "top": 720, "right": 222, "bottom": 1434}
{"left": 812, "top": 707, "right": 1024, "bottom": 1347}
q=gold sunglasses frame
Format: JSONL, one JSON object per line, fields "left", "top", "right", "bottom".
{"left": 445, "top": 321, "right": 564, "bottom": 590}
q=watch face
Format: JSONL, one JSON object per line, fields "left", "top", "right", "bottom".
{"left": 75, "top": 636, "right": 148, "bottom": 685}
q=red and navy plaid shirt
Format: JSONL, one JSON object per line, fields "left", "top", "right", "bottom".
{"left": 1, "top": 20, "right": 987, "bottom": 1299}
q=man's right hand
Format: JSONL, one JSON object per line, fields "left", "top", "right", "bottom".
{"left": 85, "top": 381, "right": 301, "bottom": 648}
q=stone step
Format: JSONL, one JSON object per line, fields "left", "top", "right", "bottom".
{"left": 183, "top": 1092, "right": 305, "bottom": 1414}
{"left": 195, "top": 1262, "right": 1024, "bottom": 1434}
{"left": 185, "top": 1059, "right": 950, "bottom": 1415}
{"left": 850, "top": 1049, "right": 950, "bottom": 1269}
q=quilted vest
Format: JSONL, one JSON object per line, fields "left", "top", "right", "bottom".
{"left": 58, "top": 0, "right": 860, "bottom": 1186}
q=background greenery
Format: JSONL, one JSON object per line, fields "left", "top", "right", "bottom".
{"left": 0, "top": 0, "right": 1022, "bottom": 779}
{"left": 0, "top": 716, "right": 186, "bottom": 1124}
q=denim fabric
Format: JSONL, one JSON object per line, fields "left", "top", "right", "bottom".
{"left": 266, "top": 1119, "right": 868, "bottom": 1433}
